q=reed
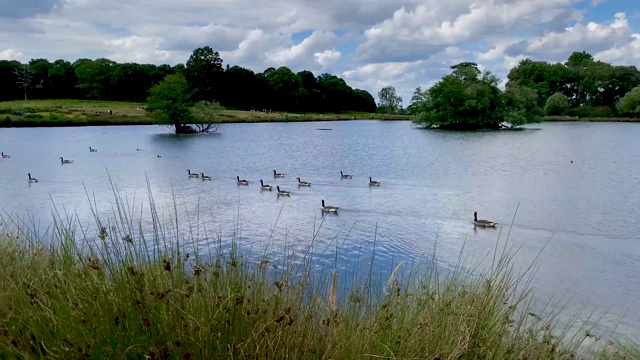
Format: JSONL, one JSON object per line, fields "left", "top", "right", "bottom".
{"left": 0, "top": 183, "right": 637, "bottom": 359}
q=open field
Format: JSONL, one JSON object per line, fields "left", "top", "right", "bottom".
{"left": 0, "top": 99, "right": 410, "bottom": 128}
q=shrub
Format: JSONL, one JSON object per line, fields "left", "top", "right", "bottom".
{"left": 544, "top": 92, "right": 570, "bottom": 116}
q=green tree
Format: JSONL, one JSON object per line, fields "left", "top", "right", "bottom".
{"left": 377, "top": 86, "right": 402, "bottom": 114}
{"left": 501, "top": 84, "right": 542, "bottom": 127}
{"left": 190, "top": 100, "right": 225, "bottom": 132}
{"left": 265, "top": 67, "right": 303, "bottom": 111}
{"left": 49, "top": 59, "right": 78, "bottom": 99}
{"left": 184, "top": 46, "right": 224, "bottom": 102}
{"left": 146, "top": 74, "right": 194, "bottom": 134}
{"left": 616, "top": 85, "right": 640, "bottom": 116}
{"left": 0, "top": 60, "right": 22, "bottom": 101}
{"left": 544, "top": 92, "right": 570, "bottom": 116}
{"left": 73, "top": 58, "right": 116, "bottom": 99}
{"left": 414, "top": 62, "right": 538, "bottom": 129}
{"left": 407, "top": 87, "right": 429, "bottom": 115}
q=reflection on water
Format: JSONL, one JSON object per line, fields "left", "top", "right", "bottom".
{"left": 1, "top": 121, "right": 640, "bottom": 338}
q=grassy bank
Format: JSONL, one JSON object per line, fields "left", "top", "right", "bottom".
{"left": 0, "top": 192, "right": 637, "bottom": 358}
{"left": 543, "top": 115, "right": 640, "bottom": 122}
{"left": 0, "top": 100, "right": 410, "bottom": 128}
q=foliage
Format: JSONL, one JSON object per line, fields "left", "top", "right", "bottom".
{"left": 190, "top": 100, "right": 225, "bottom": 132}
{"left": 184, "top": 46, "right": 224, "bottom": 102}
{"left": 544, "top": 92, "right": 570, "bottom": 116}
{"left": 0, "top": 188, "right": 638, "bottom": 359}
{"left": 406, "top": 86, "right": 429, "bottom": 115}
{"left": 615, "top": 85, "right": 640, "bottom": 116}
{"left": 501, "top": 84, "right": 543, "bottom": 127}
{"left": 378, "top": 86, "right": 403, "bottom": 114}
{"left": 413, "top": 63, "right": 502, "bottom": 129}
{"left": 146, "top": 74, "right": 194, "bottom": 134}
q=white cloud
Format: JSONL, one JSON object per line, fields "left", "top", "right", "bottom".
{"left": 0, "top": 49, "right": 24, "bottom": 61}
{"left": 314, "top": 49, "right": 341, "bottom": 68}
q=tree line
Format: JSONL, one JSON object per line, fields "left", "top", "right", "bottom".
{"left": 409, "top": 51, "right": 640, "bottom": 129}
{"left": 0, "top": 46, "right": 376, "bottom": 114}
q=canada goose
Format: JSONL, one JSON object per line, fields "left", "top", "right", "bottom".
{"left": 1, "top": 152, "right": 10, "bottom": 158}
{"left": 187, "top": 169, "right": 199, "bottom": 178}
{"left": 28, "top": 173, "right": 38, "bottom": 183}
{"left": 137, "top": 148, "right": 141, "bottom": 151}
{"left": 473, "top": 212, "right": 497, "bottom": 227}
{"left": 200, "top": 173, "right": 211, "bottom": 180}
{"left": 89, "top": 147, "right": 97, "bottom": 152}
{"left": 297, "top": 177, "right": 311, "bottom": 186}
{"left": 321, "top": 199, "right": 339, "bottom": 213}
{"left": 237, "top": 176, "right": 249, "bottom": 185}
{"left": 276, "top": 186, "right": 290, "bottom": 196}
{"left": 59, "top": 157, "right": 74, "bottom": 164}
{"left": 273, "top": 170, "right": 285, "bottom": 178}
{"left": 157, "top": 155, "right": 161, "bottom": 158}
{"left": 340, "top": 171, "right": 353, "bottom": 179}
{"left": 369, "top": 177, "right": 380, "bottom": 186}
{"left": 260, "top": 179, "right": 272, "bottom": 191}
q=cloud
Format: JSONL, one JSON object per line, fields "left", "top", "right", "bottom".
{"left": 0, "top": 49, "right": 24, "bottom": 61}
{"left": 0, "top": 0, "right": 63, "bottom": 19}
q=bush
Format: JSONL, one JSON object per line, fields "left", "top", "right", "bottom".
{"left": 568, "top": 106, "right": 614, "bottom": 118}
{"left": 0, "top": 107, "right": 12, "bottom": 114}
{"left": 24, "top": 113, "right": 44, "bottom": 119}
{"left": 544, "top": 92, "right": 570, "bottom": 116}
{"left": 1, "top": 116, "right": 11, "bottom": 127}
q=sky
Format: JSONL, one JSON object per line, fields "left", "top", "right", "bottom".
{"left": 1, "top": 0, "right": 640, "bottom": 105}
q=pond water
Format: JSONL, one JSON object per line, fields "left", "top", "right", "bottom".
{"left": 1, "top": 120, "right": 639, "bottom": 339}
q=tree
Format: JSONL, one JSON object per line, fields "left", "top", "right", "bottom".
{"left": 413, "top": 62, "right": 539, "bottom": 130}
{"left": 191, "top": 101, "right": 225, "bottom": 132}
{"left": 407, "top": 87, "right": 429, "bottom": 115}
{"left": 378, "top": 86, "right": 402, "bottom": 114}
{"left": 15, "top": 64, "right": 42, "bottom": 100}
{"left": 501, "top": 84, "right": 543, "bottom": 127}
{"left": 544, "top": 92, "right": 570, "bottom": 116}
{"left": 265, "top": 67, "right": 302, "bottom": 110}
{"left": 616, "top": 85, "right": 640, "bottom": 116}
{"left": 184, "top": 46, "right": 224, "bottom": 102}
{"left": 49, "top": 59, "right": 78, "bottom": 99}
{"left": 0, "top": 60, "right": 22, "bottom": 101}
{"left": 146, "top": 74, "right": 194, "bottom": 134}
{"left": 73, "top": 58, "right": 116, "bottom": 99}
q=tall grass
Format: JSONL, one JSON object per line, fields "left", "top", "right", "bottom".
{"left": 0, "top": 184, "right": 637, "bottom": 359}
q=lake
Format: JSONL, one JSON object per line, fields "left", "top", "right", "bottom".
{"left": 1, "top": 120, "right": 639, "bottom": 339}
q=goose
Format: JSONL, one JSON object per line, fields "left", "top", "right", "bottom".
{"left": 28, "top": 173, "right": 38, "bottom": 183}
{"left": 59, "top": 157, "right": 74, "bottom": 164}
{"left": 187, "top": 169, "right": 199, "bottom": 178}
{"left": 273, "top": 170, "right": 285, "bottom": 178}
{"left": 473, "top": 212, "right": 497, "bottom": 227}
{"left": 369, "top": 177, "right": 381, "bottom": 186}
{"left": 200, "top": 173, "right": 211, "bottom": 180}
{"left": 137, "top": 148, "right": 142, "bottom": 151}
{"left": 260, "top": 179, "right": 272, "bottom": 191}
{"left": 321, "top": 199, "right": 339, "bottom": 213}
{"left": 1, "top": 152, "right": 10, "bottom": 158}
{"left": 237, "top": 176, "right": 249, "bottom": 185}
{"left": 89, "top": 147, "right": 97, "bottom": 152}
{"left": 296, "top": 177, "right": 311, "bottom": 186}
{"left": 340, "top": 171, "right": 353, "bottom": 179}
{"left": 276, "top": 186, "right": 290, "bottom": 196}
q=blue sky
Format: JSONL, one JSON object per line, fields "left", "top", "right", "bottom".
{"left": 1, "top": 0, "right": 640, "bottom": 104}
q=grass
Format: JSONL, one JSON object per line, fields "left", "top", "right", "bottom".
{"left": 0, "top": 100, "right": 410, "bottom": 128}
{"left": 0, "top": 184, "right": 638, "bottom": 359}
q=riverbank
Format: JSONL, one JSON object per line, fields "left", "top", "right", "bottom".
{"left": 0, "top": 100, "right": 410, "bottom": 128}
{"left": 543, "top": 115, "right": 640, "bottom": 122}
{"left": 0, "top": 210, "right": 637, "bottom": 358}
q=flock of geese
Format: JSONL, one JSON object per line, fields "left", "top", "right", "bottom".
{"left": 4, "top": 146, "right": 498, "bottom": 225}
{"left": 185, "top": 168, "right": 382, "bottom": 213}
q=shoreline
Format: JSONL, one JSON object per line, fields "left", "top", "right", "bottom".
{"left": 0, "top": 99, "right": 411, "bottom": 128}
{"left": 542, "top": 115, "right": 640, "bottom": 122}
